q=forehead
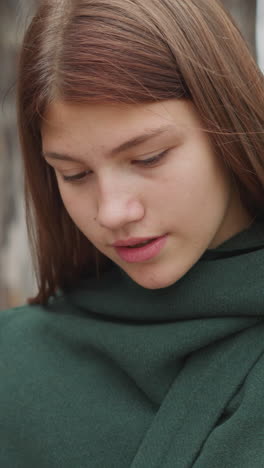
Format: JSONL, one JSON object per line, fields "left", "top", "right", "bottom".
{"left": 42, "top": 99, "right": 175, "bottom": 131}
{"left": 41, "top": 99, "right": 199, "bottom": 156}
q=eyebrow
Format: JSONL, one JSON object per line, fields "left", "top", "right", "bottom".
{"left": 42, "top": 124, "right": 175, "bottom": 163}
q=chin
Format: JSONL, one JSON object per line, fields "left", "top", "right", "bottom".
{"left": 123, "top": 254, "right": 198, "bottom": 289}
{"left": 125, "top": 267, "right": 183, "bottom": 290}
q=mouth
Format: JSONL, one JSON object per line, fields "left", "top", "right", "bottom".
{"left": 125, "top": 239, "right": 155, "bottom": 248}
{"left": 112, "top": 236, "right": 159, "bottom": 247}
{"left": 114, "top": 234, "right": 168, "bottom": 263}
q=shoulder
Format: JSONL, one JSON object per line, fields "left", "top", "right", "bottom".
{"left": 0, "top": 300, "right": 79, "bottom": 412}
{"left": 0, "top": 294, "right": 91, "bottom": 378}
{"left": 0, "top": 299, "right": 76, "bottom": 372}
{"left": 0, "top": 304, "right": 54, "bottom": 376}
{"left": 0, "top": 303, "right": 49, "bottom": 343}
{"left": 0, "top": 305, "right": 51, "bottom": 410}
{"left": 0, "top": 302, "right": 58, "bottom": 346}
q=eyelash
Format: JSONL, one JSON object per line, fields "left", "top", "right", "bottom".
{"left": 61, "top": 149, "right": 170, "bottom": 183}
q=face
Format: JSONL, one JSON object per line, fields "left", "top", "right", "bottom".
{"left": 41, "top": 98, "right": 251, "bottom": 289}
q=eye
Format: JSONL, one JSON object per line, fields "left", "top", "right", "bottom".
{"left": 133, "top": 149, "right": 170, "bottom": 166}
{"left": 62, "top": 170, "right": 92, "bottom": 183}
{"left": 60, "top": 148, "right": 170, "bottom": 184}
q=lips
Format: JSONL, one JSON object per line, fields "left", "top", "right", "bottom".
{"left": 126, "top": 239, "right": 155, "bottom": 248}
{"left": 114, "top": 234, "right": 168, "bottom": 263}
{"left": 112, "top": 236, "right": 157, "bottom": 247}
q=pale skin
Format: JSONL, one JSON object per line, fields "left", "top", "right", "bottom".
{"left": 41, "top": 98, "right": 252, "bottom": 289}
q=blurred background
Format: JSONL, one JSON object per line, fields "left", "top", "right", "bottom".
{"left": 0, "top": 0, "right": 264, "bottom": 311}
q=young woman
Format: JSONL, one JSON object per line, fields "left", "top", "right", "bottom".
{"left": 1, "top": 0, "right": 264, "bottom": 466}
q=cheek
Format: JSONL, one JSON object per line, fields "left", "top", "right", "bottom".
{"left": 58, "top": 185, "right": 95, "bottom": 231}
{"left": 158, "top": 146, "right": 230, "bottom": 222}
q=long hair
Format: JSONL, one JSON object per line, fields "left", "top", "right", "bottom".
{"left": 17, "top": 0, "right": 264, "bottom": 304}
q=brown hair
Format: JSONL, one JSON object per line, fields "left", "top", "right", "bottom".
{"left": 17, "top": 0, "right": 264, "bottom": 304}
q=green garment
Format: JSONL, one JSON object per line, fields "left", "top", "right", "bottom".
{"left": 1, "top": 222, "right": 264, "bottom": 467}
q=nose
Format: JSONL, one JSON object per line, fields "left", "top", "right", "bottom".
{"left": 96, "top": 181, "right": 144, "bottom": 230}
